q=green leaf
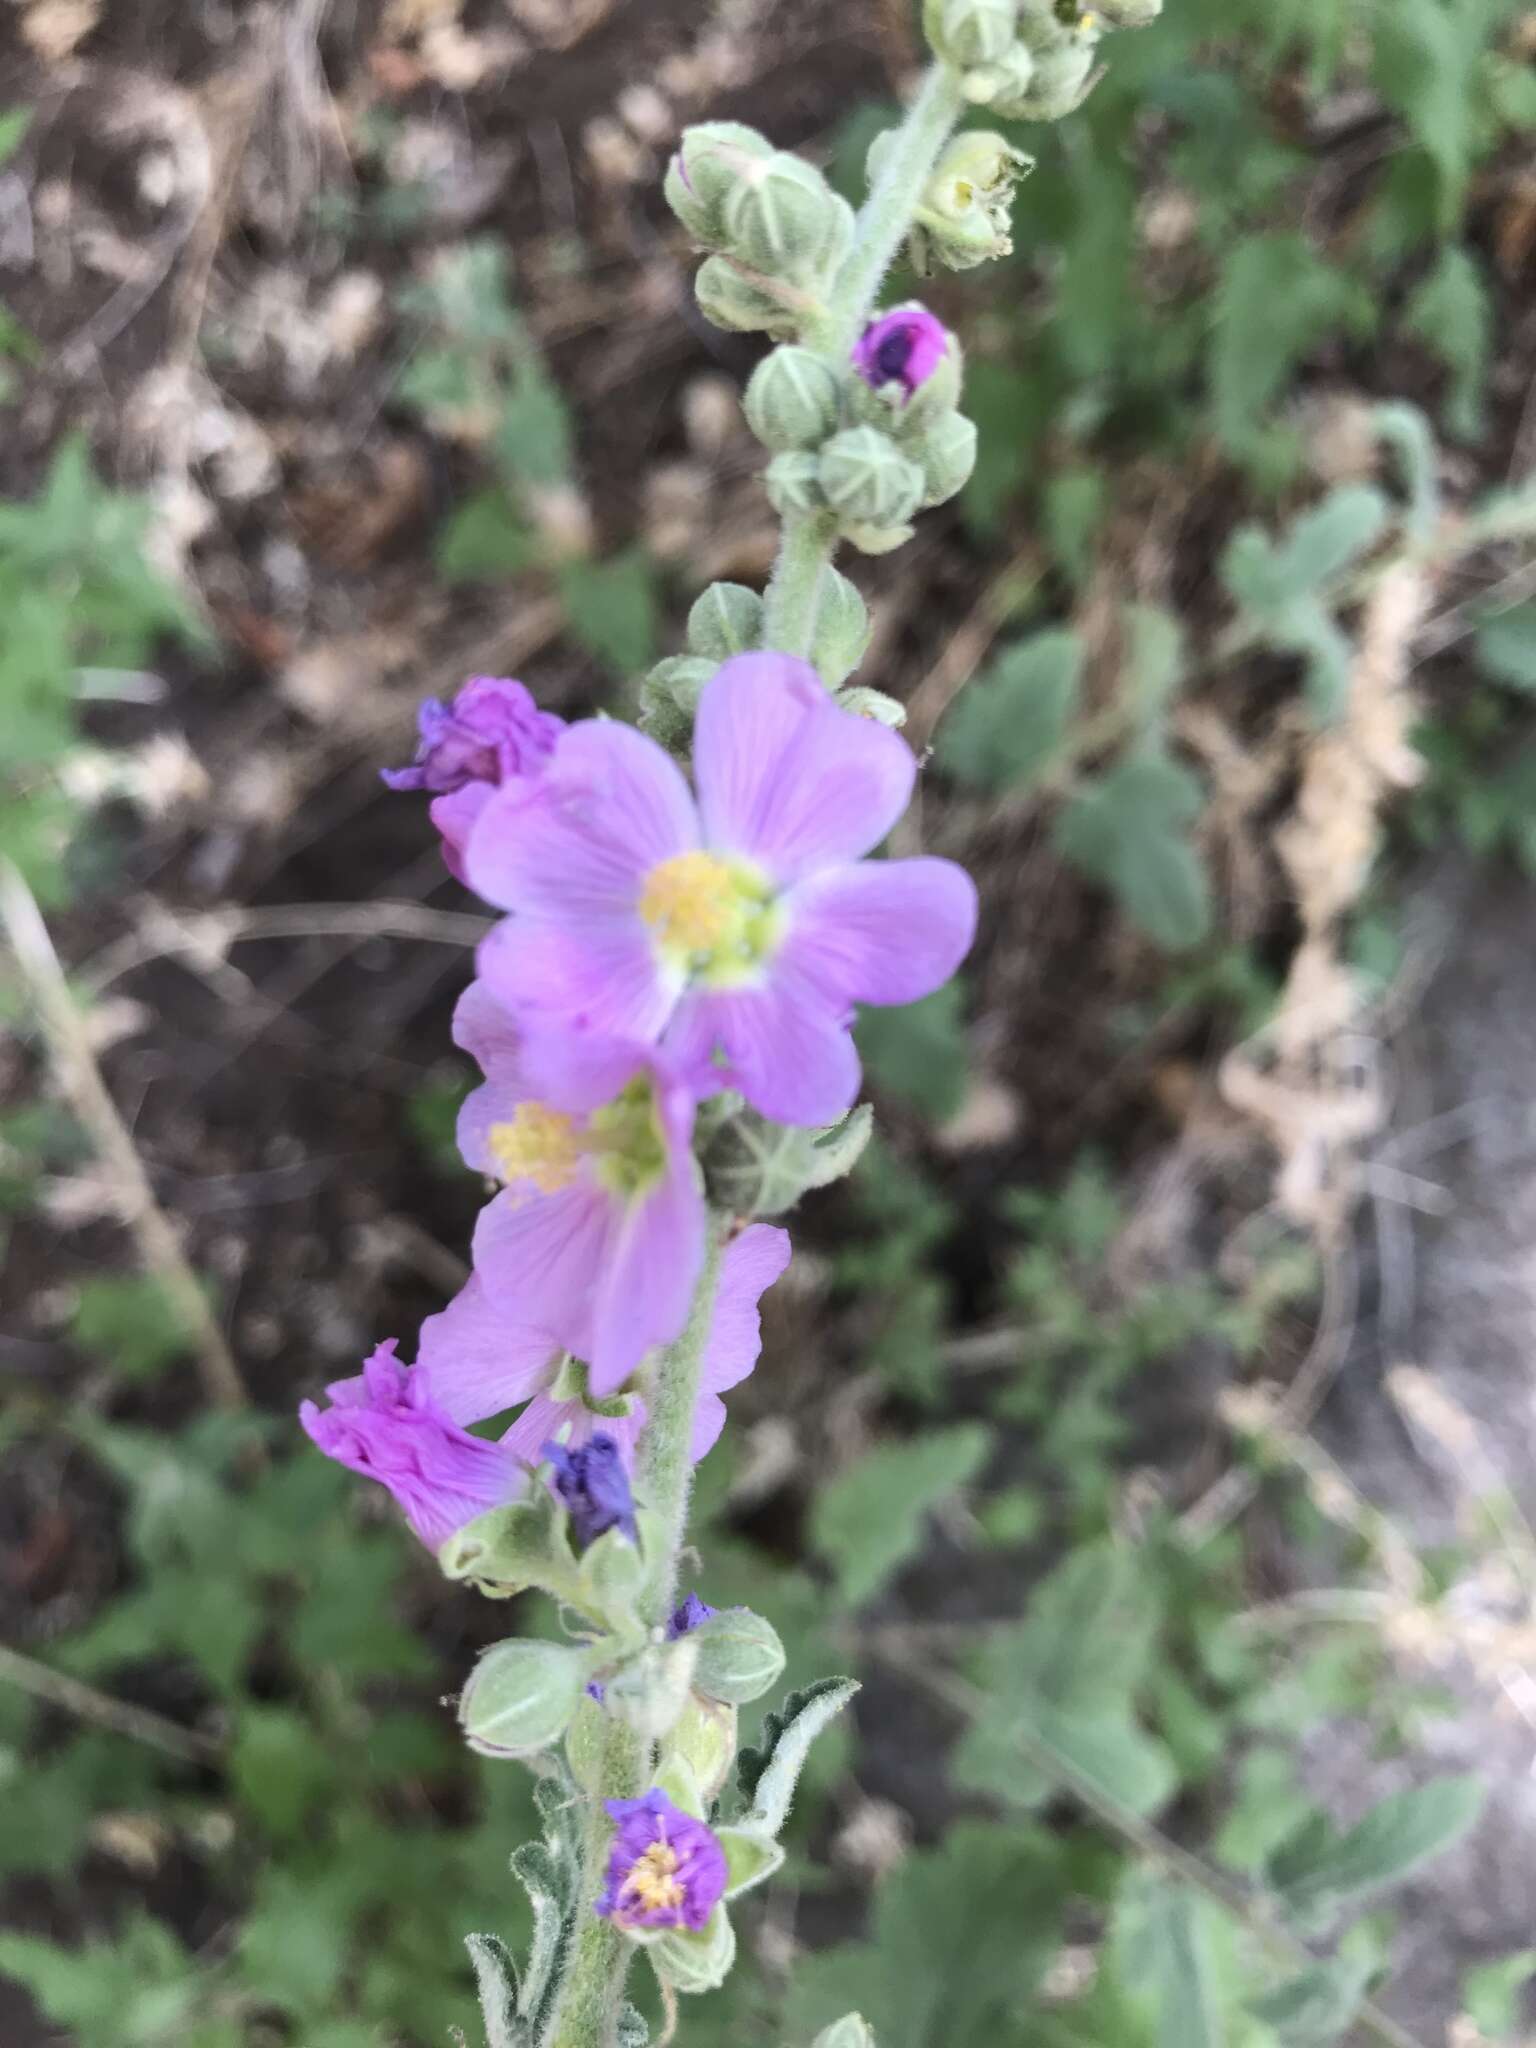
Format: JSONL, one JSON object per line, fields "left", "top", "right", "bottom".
{"left": 736, "top": 1676, "right": 860, "bottom": 1835}
{"left": 231, "top": 1707, "right": 336, "bottom": 1843}
{"left": 855, "top": 983, "right": 969, "bottom": 1121}
{"left": 1475, "top": 600, "right": 1536, "bottom": 693}
{"left": 1248, "top": 1955, "right": 1375, "bottom": 2046}
{"left": 0, "top": 1919, "right": 199, "bottom": 2048}
{"left": 1043, "top": 469, "right": 1105, "bottom": 586}
{"left": 0, "top": 108, "right": 32, "bottom": 165}
{"left": 1267, "top": 1774, "right": 1484, "bottom": 1918}
{"left": 937, "top": 629, "right": 1081, "bottom": 794}
{"left": 1210, "top": 235, "right": 1370, "bottom": 459}
{"left": 1055, "top": 753, "right": 1210, "bottom": 951}
{"left": 1123, "top": 604, "right": 1185, "bottom": 730}
{"left": 558, "top": 551, "right": 658, "bottom": 675}
{"left": 495, "top": 369, "right": 575, "bottom": 491}
{"left": 715, "top": 1824, "right": 785, "bottom": 1898}
{"left": 1373, "top": 0, "right": 1480, "bottom": 228}
{"left": 810, "top": 1423, "right": 991, "bottom": 1607}
{"left": 69, "top": 1273, "right": 197, "bottom": 1384}
{"left": 464, "top": 1932, "right": 523, "bottom": 2048}
{"left": 1221, "top": 487, "right": 1389, "bottom": 618}
{"left": 1404, "top": 244, "right": 1490, "bottom": 442}
{"left": 436, "top": 490, "right": 540, "bottom": 585}
{"left": 1462, "top": 1948, "right": 1536, "bottom": 2038}
{"left": 1111, "top": 1872, "right": 1226, "bottom": 2048}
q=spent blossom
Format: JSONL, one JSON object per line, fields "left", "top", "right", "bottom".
{"left": 383, "top": 676, "right": 563, "bottom": 880}
{"left": 466, "top": 655, "right": 977, "bottom": 1127}
{"left": 596, "top": 1789, "right": 728, "bottom": 1934}
{"left": 545, "top": 1434, "right": 637, "bottom": 1550}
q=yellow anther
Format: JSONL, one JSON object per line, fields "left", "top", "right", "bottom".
{"left": 639, "top": 851, "right": 740, "bottom": 957}
{"left": 621, "top": 1843, "right": 685, "bottom": 1915}
{"left": 488, "top": 1103, "right": 582, "bottom": 1195}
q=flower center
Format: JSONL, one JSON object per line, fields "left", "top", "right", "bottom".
{"left": 487, "top": 1103, "right": 582, "bottom": 1195}
{"left": 587, "top": 1078, "right": 668, "bottom": 1199}
{"left": 638, "top": 850, "right": 781, "bottom": 987}
{"left": 621, "top": 1842, "right": 685, "bottom": 1917}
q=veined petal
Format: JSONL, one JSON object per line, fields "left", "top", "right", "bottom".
{"left": 453, "top": 975, "right": 524, "bottom": 1075}
{"left": 472, "top": 1181, "right": 614, "bottom": 1369}
{"left": 694, "top": 654, "right": 916, "bottom": 885}
{"left": 589, "top": 1155, "right": 705, "bottom": 1397}
{"left": 476, "top": 915, "right": 674, "bottom": 1045}
{"left": 782, "top": 856, "right": 978, "bottom": 1008}
{"left": 667, "top": 979, "right": 860, "bottom": 1127}
{"left": 517, "top": 1031, "right": 655, "bottom": 1116}
{"left": 415, "top": 1274, "right": 558, "bottom": 1426}
{"left": 500, "top": 1392, "right": 647, "bottom": 1470}
{"left": 702, "top": 1224, "right": 792, "bottom": 1395}
{"left": 465, "top": 721, "right": 699, "bottom": 921}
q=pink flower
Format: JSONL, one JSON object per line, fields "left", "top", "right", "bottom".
{"left": 454, "top": 981, "right": 705, "bottom": 1395}
{"left": 852, "top": 305, "right": 951, "bottom": 403}
{"left": 383, "top": 677, "right": 563, "bottom": 882}
{"left": 464, "top": 655, "right": 977, "bottom": 1127}
{"left": 299, "top": 1341, "right": 524, "bottom": 1549}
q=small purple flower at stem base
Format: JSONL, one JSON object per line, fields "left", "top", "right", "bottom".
{"left": 300, "top": 1342, "right": 524, "bottom": 1549}
{"left": 596, "top": 1789, "right": 729, "bottom": 1933}
{"left": 852, "top": 305, "right": 950, "bottom": 403}
{"left": 382, "top": 676, "right": 564, "bottom": 882}
{"left": 545, "top": 1432, "right": 638, "bottom": 1550}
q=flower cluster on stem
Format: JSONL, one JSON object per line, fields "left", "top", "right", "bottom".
{"left": 299, "top": 4, "right": 1165, "bottom": 2042}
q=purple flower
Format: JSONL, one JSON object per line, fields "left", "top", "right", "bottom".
{"left": 852, "top": 305, "right": 950, "bottom": 403}
{"left": 299, "top": 1341, "right": 524, "bottom": 1549}
{"left": 412, "top": 1162, "right": 790, "bottom": 1464}
{"left": 545, "top": 1433, "right": 638, "bottom": 1549}
{"left": 453, "top": 982, "right": 705, "bottom": 1396}
{"left": 464, "top": 655, "right": 977, "bottom": 1127}
{"left": 596, "top": 1789, "right": 729, "bottom": 1933}
{"left": 383, "top": 677, "right": 563, "bottom": 882}
{"left": 669, "top": 1592, "right": 716, "bottom": 1639}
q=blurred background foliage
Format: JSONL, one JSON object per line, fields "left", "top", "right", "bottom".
{"left": 4, "top": 0, "right": 1536, "bottom": 2044}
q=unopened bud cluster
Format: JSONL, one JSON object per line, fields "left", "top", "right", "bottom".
{"left": 924, "top": 0, "right": 1161, "bottom": 127}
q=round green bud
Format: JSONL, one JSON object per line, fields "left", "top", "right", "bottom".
{"left": 651, "top": 1906, "right": 737, "bottom": 1994}
{"left": 917, "top": 411, "right": 978, "bottom": 508}
{"left": 666, "top": 121, "right": 774, "bottom": 245}
{"left": 764, "top": 449, "right": 826, "bottom": 518}
{"left": 962, "top": 43, "right": 1036, "bottom": 108}
{"left": 687, "top": 582, "right": 763, "bottom": 661}
{"left": 812, "top": 2018, "right": 878, "bottom": 2048}
{"left": 836, "top": 686, "right": 906, "bottom": 727}
{"left": 458, "top": 1639, "right": 591, "bottom": 1760}
{"left": 811, "top": 565, "right": 871, "bottom": 687}
{"left": 744, "top": 346, "right": 843, "bottom": 453}
{"left": 819, "top": 426, "right": 925, "bottom": 530}
{"left": 922, "top": 0, "right": 1016, "bottom": 68}
{"left": 689, "top": 1608, "right": 786, "bottom": 1705}
{"left": 662, "top": 1693, "right": 739, "bottom": 1803}
{"left": 695, "top": 255, "right": 800, "bottom": 338}
{"left": 723, "top": 152, "right": 842, "bottom": 280}
{"left": 840, "top": 520, "right": 917, "bottom": 557}
{"left": 1008, "top": 36, "right": 1098, "bottom": 119}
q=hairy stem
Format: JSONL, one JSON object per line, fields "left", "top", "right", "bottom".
{"left": 762, "top": 61, "right": 965, "bottom": 655}
{"left": 544, "top": 1222, "right": 726, "bottom": 2048}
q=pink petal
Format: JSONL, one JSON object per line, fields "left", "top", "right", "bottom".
{"left": 464, "top": 722, "right": 698, "bottom": 920}
{"left": 782, "top": 857, "right": 978, "bottom": 1008}
{"left": 701, "top": 1224, "right": 791, "bottom": 1395}
{"left": 429, "top": 783, "right": 494, "bottom": 886}
{"left": 517, "top": 1031, "right": 653, "bottom": 1115}
{"left": 589, "top": 1158, "right": 705, "bottom": 1397}
{"left": 694, "top": 654, "right": 917, "bottom": 885}
{"left": 476, "top": 915, "right": 674, "bottom": 1045}
{"left": 415, "top": 1274, "right": 558, "bottom": 1426}
{"left": 689, "top": 1391, "right": 728, "bottom": 1463}
{"left": 500, "top": 1392, "right": 647, "bottom": 1469}
{"left": 472, "top": 1182, "right": 614, "bottom": 1369}
{"left": 453, "top": 976, "right": 524, "bottom": 1074}
{"left": 666, "top": 978, "right": 860, "bottom": 1127}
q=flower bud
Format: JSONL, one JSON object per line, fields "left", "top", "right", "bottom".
{"left": 763, "top": 450, "right": 826, "bottom": 518}
{"left": 849, "top": 306, "right": 962, "bottom": 434}
{"left": 836, "top": 686, "right": 906, "bottom": 727}
{"left": 651, "top": 1907, "right": 737, "bottom": 1995}
{"left": 686, "top": 583, "right": 763, "bottom": 662}
{"left": 812, "top": 2017, "right": 878, "bottom": 2048}
{"left": 605, "top": 1635, "right": 699, "bottom": 1741}
{"left": 665, "top": 122, "right": 774, "bottom": 245}
{"left": 911, "top": 131, "right": 1032, "bottom": 271}
{"left": 458, "top": 1639, "right": 593, "bottom": 1759}
{"left": 917, "top": 411, "right": 978, "bottom": 507}
{"left": 689, "top": 1608, "right": 786, "bottom": 1705}
{"left": 663, "top": 1693, "right": 739, "bottom": 1803}
{"left": 819, "top": 427, "right": 925, "bottom": 531}
{"left": 839, "top": 520, "right": 917, "bottom": 557}
{"left": 744, "top": 346, "right": 843, "bottom": 453}
{"left": 640, "top": 655, "right": 714, "bottom": 749}
{"left": 695, "top": 255, "right": 800, "bottom": 339}
{"left": 1008, "top": 35, "right": 1098, "bottom": 119}
{"left": 723, "top": 153, "right": 843, "bottom": 281}
{"left": 810, "top": 566, "right": 871, "bottom": 687}
{"left": 922, "top": 0, "right": 1016, "bottom": 68}
{"left": 962, "top": 43, "right": 1037, "bottom": 110}
{"left": 1094, "top": 0, "right": 1162, "bottom": 22}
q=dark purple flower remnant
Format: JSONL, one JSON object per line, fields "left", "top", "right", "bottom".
{"left": 595, "top": 1789, "right": 729, "bottom": 1932}
{"left": 669, "top": 1592, "right": 717, "bottom": 1639}
{"left": 545, "top": 1432, "right": 639, "bottom": 1550}
{"left": 383, "top": 676, "right": 564, "bottom": 882}
{"left": 852, "top": 305, "right": 950, "bottom": 403}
